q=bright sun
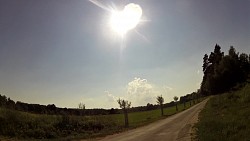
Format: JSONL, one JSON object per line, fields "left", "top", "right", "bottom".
{"left": 110, "top": 3, "right": 142, "bottom": 35}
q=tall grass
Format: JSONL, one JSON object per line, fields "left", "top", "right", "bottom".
{"left": 0, "top": 108, "right": 119, "bottom": 140}
{"left": 195, "top": 83, "right": 250, "bottom": 141}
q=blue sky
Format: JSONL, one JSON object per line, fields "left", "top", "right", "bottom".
{"left": 0, "top": 0, "right": 249, "bottom": 108}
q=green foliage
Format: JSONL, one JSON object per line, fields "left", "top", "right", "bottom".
{"left": 173, "top": 96, "right": 179, "bottom": 111}
{"left": 0, "top": 108, "right": 59, "bottom": 139}
{"left": 156, "top": 95, "right": 164, "bottom": 105}
{"left": 195, "top": 83, "right": 250, "bottom": 141}
{"left": 173, "top": 96, "right": 178, "bottom": 102}
{"left": 156, "top": 95, "right": 164, "bottom": 116}
{"left": 117, "top": 98, "right": 131, "bottom": 127}
{"left": 0, "top": 108, "right": 119, "bottom": 140}
{"left": 200, "top": 45, "right": 250, "bottom": 95}
{"left": 117, "top": 99, "right": 131, "bottom": 109}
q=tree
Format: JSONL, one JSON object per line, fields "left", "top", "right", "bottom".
{"left": 200, "top": 45, "right": 250, "bottom": 96}
{"left": 0, "top": 94, "right": 7, "bottom": 107}
{"left": 200, "top": 44, "right": 224, "bottom": 95}
{"left": 192, "top": 93, "right": 196, "bottom": 104}
{"left": 173, "top": 96, "right": 179, "bottom": 111}
{"left": 239, "top": 53, "right": 250, "bottom": 78}
{"left": 180, "top": 96, "right": 186, "bottom": 109}
{"left": 202, "top": 54, "right": 209, "bottom": 72}
{"left": 229, "top": 46, "right": 238, "bottom": 59}
{"left": 156, "top": 95, "right": 164, "bottom": 116}
{"left": 78, "top": 102, "right": 85, "bottom": 116}
{"left": 6, "top": 98, "right": 15, "bottom": 109}
{"left": 117, "top": 98, "right": 131, "bottom": 127}
{"left": 109, "top": 108, "right": 118, "bottom": 114}
{"left": 188, "top": 95, "right": 192, "bottom": 106}
{"left": 47, "top": 104, "right": 57, "bottom": 114}
{"left": 78, "top": 102, "right": 85, "bottom": 109}
{"left": 146, "top": 103, "right": 154, "bottom": 111}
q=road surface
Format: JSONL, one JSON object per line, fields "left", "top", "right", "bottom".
{"left": 85, "top": 98, "right": 209, "bottom": 141}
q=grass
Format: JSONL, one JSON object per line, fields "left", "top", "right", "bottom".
{"left": 111, "top": 100, "right": 197, "bottom": 128}
{"left": 0, "top": 99, "right": 200, "bottom": 140}
{"left": 194, "top": 83, "right": 250, "bottom": 141}
{"left": 0, "top": 109, "right": 120, "bottom": 140}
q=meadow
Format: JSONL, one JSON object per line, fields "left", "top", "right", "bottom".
{"left": 0, "top": 99, "right": 199, "bottom": 140}
{"left": 194, "top": 83, "right": 250, "bottom": 141}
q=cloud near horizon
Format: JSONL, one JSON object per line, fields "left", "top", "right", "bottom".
{"left": 105, "top": 77, "right": 177, "bottom": 108}
{"left": 105, "top": 91, "right": 117, "bottom": 102}
{"left": 126, "top": 77, "right": 156, "bottom": 106}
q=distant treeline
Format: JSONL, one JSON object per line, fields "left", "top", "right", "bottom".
{"left": 0, "top": 95, "right": 111, "bottom": 115}
{"left": 0, "top": 92, "right": 198, "bottom": 115}
{"left": 200, "top": 44, "right": 250, "bottom": 95}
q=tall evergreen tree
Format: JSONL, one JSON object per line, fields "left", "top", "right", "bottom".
{"left": 202, "top": 54, "right": 209, "bottom": 72}
{"left": 201, "top": 44, "right": 224, "bottom": 95}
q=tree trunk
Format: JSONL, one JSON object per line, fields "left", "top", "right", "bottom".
{"left": 175, "top": 103, "right": 178, "bottom": 111}
{"left": 124, "top": 109, "right": 129, "bottom": 127}
{"left": 160, "top": 105, "right": 163, "bottom": 116}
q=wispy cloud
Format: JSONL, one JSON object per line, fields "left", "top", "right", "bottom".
{"left": 105, "top": 91, "right": 118, "bottom": 102}
{"left": 163, "top": 85, "right": 173, "bottom": 91}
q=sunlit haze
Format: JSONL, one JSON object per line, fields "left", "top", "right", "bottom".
{"left": 110, "top": 3, "right": 142, "bottom": 35}
{"left": 0, "top": 0, "right": 249, "bottom": 109}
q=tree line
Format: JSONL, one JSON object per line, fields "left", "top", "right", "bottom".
{"left": 118, "top": 92, "right": 200, "bottom": 127}
{"left": 0, "top": 94, "right": 111, "bottom": 115}
{"left": 0, "top": 91, "right": 199, "bottom": 116}
{"left": 200, "top": 44, "right": 250, "bottom": 96}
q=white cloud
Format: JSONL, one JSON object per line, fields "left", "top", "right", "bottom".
{"left": 105, "top": 91, "right": 117, "bottom": 102}
{"left": 127, "top": 77, "right": 152, "bottom": 95}
{"left": 162, "top": 85, "right": 176, "bottom": 102}
{"left": 104, "top": 78, "right": 177, "bottom": 108}
{"left": 125, "top": 77, "right": 159, "bottom": 106}
{"left": 102, "top": 91, "right": 121, "bottom": 108}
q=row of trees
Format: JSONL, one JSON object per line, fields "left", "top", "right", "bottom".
{"left": 200, "top": 44, "right": 250, "bottom": 95}
{"left": 128, "top": 91, "right": 199, "bottom": 113}
{"left": 117, "top": 93, "right": 201, "bottom": 127}
{"left": 0, "top": 92, "right": 199, "bottom": 117}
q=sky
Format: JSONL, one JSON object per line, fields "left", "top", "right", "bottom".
{"left": 0, "top": 0, "right": 249, "bottom": 109}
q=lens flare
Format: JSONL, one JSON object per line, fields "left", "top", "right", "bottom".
{"left": 89, "top": 0, "right": 147, "bottom": 49}
{"left": 110, "top": 3, "right": 142, "bottom": 35}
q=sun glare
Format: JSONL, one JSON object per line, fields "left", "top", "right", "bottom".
{"left": 110, "top": 3, "right": 142, "bottom": 36}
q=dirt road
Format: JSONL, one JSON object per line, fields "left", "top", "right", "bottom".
{"left": 85, "top": 98, "right": 209, "bottom": 141}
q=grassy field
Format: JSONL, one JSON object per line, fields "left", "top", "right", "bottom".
{"left": 194, "top": 83, "right": 250, "bottom": 141}
{"left": 0, "top": 99, "right": 199, "bottom": 140}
